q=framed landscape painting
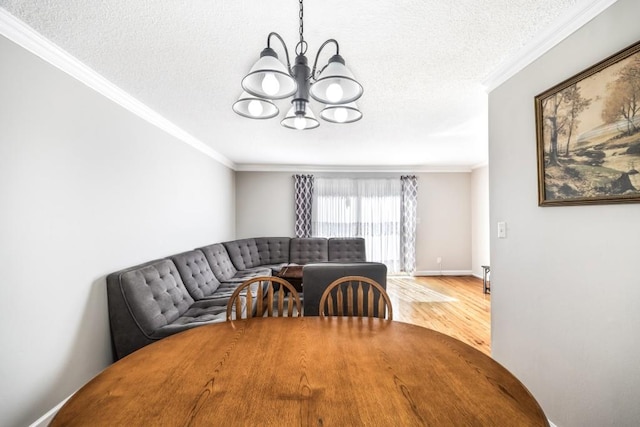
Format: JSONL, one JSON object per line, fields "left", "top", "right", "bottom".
{"left": 535, "top": 40, "right": 640, "bottom": 206}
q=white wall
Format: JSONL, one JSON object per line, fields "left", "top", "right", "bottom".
{"left": 235, "top": 171, "right": 473, "bottom": 274}
{"left": 488, "top": 1, "right": 640, "bottom": 425}
{"left": 471, "top": 165, "right": 490, "bottom": 277}
{"left": 0, "top": 36, "right": 235, "bottom": 427}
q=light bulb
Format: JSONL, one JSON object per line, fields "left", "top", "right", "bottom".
{"left": 261, "top": 73, "right": 280, "bottom": 96}
{"left": 247, "top": 100, "right": 264, "bottom": 117}
{"left": 326, "top": 82, "right": 343, "bottom": 103}
{"left": 333, "top": 107, "right": 348, "bottom": 123}
{"left": 294, "top": 115, "right": 306, "bottom": 130}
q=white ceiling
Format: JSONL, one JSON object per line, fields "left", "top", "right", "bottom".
{"left": 1, "top": 0, "right": 590, "bottom": 170}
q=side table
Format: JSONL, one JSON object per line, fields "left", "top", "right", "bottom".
{"left": 481, "top": 265, "right": 490, "bottom": 294}
{"left": 275, "top": 265, "right": 303, "bottom": 293}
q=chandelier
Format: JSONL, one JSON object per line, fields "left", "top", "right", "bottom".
{"left": 232, "top": 0, "right": 363, "bottom": 130}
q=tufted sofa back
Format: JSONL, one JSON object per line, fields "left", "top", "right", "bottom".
{"left": 170, "top": 250, "right": 221, "bottom": 300}
{"left": 328, "top": 237, "right": 366, "bottom": 262}
{"left": 109, "top": 259, "right": 194, "bottom": 337}
{"left": 199, "top": 243, "right": 238, "bottom": 282}
{"left": 290, "top": 237, "right": 329, "bottom": 264}
{"left": 222, "top": 238, "right": 261, "bottom": 270}
{"left": 255, "top": 237, "right": 290, "bottom": 265}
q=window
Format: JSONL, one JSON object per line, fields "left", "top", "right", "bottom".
{"left": 312, "top": 178, "right": 401, "bottom": 272}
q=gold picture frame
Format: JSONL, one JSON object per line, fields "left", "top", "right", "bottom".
{"left": 535, "top": 40, "right": 640, "bottom": 206}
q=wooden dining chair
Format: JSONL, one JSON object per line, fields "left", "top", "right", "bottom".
{"left": 226, "top": 276, "right": 302, "bottom": 321}
{"left": 319, "top": 275, "right": 393, "bottom": 320}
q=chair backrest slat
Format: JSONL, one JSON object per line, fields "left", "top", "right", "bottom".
{"left": 319, "top": 276, "right": 393, "bottom": 320}
{"left": 283, "top": 286, "right": 294, "bottom": 317}
{"left": 357, "top": 282, "right": 364, "bottom": 317}
{"left": 226, "top": 276, "right": 302, "bottom": 321}
{"left": 367, "top": 286, "right": 374, "bottom": 317}
{"left": 277, "top": 286, "right": 284, "bottom": 317}
{"left": 266, "top": 285, "right": 274, "bottom": 317}
{"left": 346, "top": 284, "right": 354, "bottom": 316}
{"left": 234, "top": 293, "right": 244, "bottom": 320}
{"left": 248, "top": 289, "right": 255, "bottom": 319}
{"left": 254, "top": 283, "right": 264, "bottom": 318}
{"left": 377, "top": 294, "right": 385, "bottom": 319}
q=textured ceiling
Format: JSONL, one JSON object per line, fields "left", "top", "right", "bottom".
{"left": 0, "top": 0, "right": 584, "bottom": 169}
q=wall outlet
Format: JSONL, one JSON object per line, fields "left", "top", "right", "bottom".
{"left": 436, "top": 257, "right": 442, "bottom": 264}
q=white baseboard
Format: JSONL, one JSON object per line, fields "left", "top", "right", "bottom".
{"left": 413, "top": 270, "right": 473, "bottom": 276}
{"left": 29, "top": 394, "right": 73, "bottom": 427}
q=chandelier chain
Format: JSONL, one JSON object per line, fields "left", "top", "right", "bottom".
{"left": 295, "top": 0, "right": 307, "bottom": 56}
{"left": 299, "top": 0, "right": 304, "bottom": 43}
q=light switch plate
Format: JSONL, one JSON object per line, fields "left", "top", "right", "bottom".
{"left": 497, "top": 221, "right": 507, "bottom": 238}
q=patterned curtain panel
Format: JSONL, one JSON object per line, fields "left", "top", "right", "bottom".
{"left": 293, "top": 174, "right": 314, "bottom": 238}
{"left": 400, "top": 175, "right": 418, "bottom": 273}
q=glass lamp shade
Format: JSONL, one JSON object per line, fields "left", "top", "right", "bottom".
{"left": 232, "top": 92, "right": 279, "bottom": 119}
{"left": 310, "top": 58, "right": 363, "bottom": 104}
{"left": 320, "top": 102, "right": 362, "bottom": 123}
{"left": 241, "top": 55, "right": 297, "bottom": 99}
{"left": 281, "top": 106, "right": 320, "bottom": 130}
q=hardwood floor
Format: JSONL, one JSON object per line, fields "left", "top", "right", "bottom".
{"left": 387, "top": 275, "right": 491, "bottom": 355}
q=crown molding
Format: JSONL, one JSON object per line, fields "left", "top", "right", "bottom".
{"left": 482, "top": 0, "right": 619, "bottom": 91}
{"left": 471, "top": 161, "right": 488, "bottom": 170}
{"left": 234, "top": 164, "right": 474, "bottom": 173}
{"left": 0, "top": 8, "right": 236, "bottom": 170}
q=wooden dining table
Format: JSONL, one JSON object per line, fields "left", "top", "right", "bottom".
{"left": 52, "top": 317, "right": 548, "bottom": 426}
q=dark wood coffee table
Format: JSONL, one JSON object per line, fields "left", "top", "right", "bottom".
{"left": 275, "top": 264, "right": 303, "bottom": 292}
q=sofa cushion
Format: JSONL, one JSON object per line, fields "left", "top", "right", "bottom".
{"left": 223, "top": 267, "right": 273, "bottom": 282}
{"left": 150, "top": 299, "right": 231, "bottom": 338}
{"left": 290, "top": 237, "right": 329, "bottom": 264}
{"left": 117, "top": 259, "right": 194, "bottom": 336}
{"left": 202, "top": 281, "right": 245, "bottom": 306}
{"left": 223, "top": 238, "right": 261, "bottom": 270}
{"left": 199, "top": 243, "right": 238, "bottom": 282}
{"left": 255, "top": 237, "right": 291, "bottom": 265}
{"left": 171, "top": 250, "right": 221, "bottom": 300}
{"left": 328, "top": 237, "right": 366, "bottom": 262}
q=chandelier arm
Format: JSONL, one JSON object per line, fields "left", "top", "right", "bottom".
{"left": 310, "top": 39, "right": 340, "bottom": 80}
{"left": 267, "top": 32, "right": 293, "bottom": 72}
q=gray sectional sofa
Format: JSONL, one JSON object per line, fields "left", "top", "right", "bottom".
{"left": 107, "top": 237, "right": 366, "bottom": 360}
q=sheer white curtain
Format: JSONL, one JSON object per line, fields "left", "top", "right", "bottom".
{"left": 312, "top": 178, "right": 401, "bottom": 273}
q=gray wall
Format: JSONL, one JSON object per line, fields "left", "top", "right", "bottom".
{"left": 415, "top": 172, "right": 471, "bottom": 273}
{"left": 0, "top": 36, "right": 235, "bottom": 427}
{"left": 488, "top": 0, "right": 640, "bottom": 425}
{"left": 235, "top": 171, "right": 473, "bottom": 274}
{"left": 236, "top": 172, "right": 295, "bottom": 238}
{"left": 471, "top": 165, "right": 490, "bottom": 277}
